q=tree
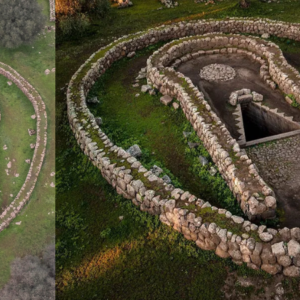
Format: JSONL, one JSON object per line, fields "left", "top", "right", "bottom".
{"left": 56, "top": 0, "right": 110, "bottom": 37}
{"left": 0, "top": 244, "right": 55, "bottom": 300}
{"left": 0, "top": 0, "right": 45, "bottom": 48}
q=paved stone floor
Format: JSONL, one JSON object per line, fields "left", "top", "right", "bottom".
{"left": 247, "top": 135, "right": 300, "bottom": 228}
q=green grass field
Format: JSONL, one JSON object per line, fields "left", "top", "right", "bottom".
{"left": 56, "top": 1, "right": 300, "bottom": 299}
{"left": 0, "top": 0, "right": 55, "bottom": 289}
{"left": 0, "top": 77, "right": 35, "bottom": 208}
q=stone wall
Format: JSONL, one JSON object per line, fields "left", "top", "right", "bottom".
{"left": 49, "top": 0, "right": 55, "bottom": 22}
{"left": 0, "top": 63, "right": 48, "bottom": 232}
{"left": 66, "top": 18, "right": 300, "bottom": 277}
{"left": 146, "top": 33, "right": 300, "bottom": 220}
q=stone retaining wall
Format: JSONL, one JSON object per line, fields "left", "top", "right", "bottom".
{"left": 66, "top": 18, "right": 300, "bottom": 277}
{"left": 0, "top": 63, "right": 47, "bottom": 232}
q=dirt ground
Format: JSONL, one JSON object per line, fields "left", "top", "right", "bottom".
{"left": 284, "top": 52, "right": 300, "bottom": 72}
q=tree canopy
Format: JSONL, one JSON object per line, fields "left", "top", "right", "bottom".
{"left": 0, "top": 0, "right": 45, "bottom": 48}
{"left": 0, "top": 244, "right": 55, "bottom": 300}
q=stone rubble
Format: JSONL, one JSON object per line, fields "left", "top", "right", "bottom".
{"left": 200, "top": 63, "right": 236, "bottom": 82}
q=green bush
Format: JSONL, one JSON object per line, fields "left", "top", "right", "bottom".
{"left": 93, "top": 0, "right": 111, "bottom": 18}
{"left": 0, "top": 245, "right": 55, "bottom": 299}
{"left": 59, "top": 14, "right": 91, "bottom": 37}
{"left": 57, "top": 0, "right": 110, "bottom": 37}
{"left": 0, "top": 0, "right": 45, "bottom": 48}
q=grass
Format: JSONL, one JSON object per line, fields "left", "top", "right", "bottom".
{"left": 56, "top": 1, "right": 300, "bottom": 299}
{"left": 56, "top": 39, "right": 293, "bottom": 300}
{"left": 0, "top": 77, "right": 35, "bottom": 208}
{"left": 86, "top": 46, "right": 243, "bottom": 213}
{"left": 55, "top": 146, "right": 271, "bottom": 299}
{"left": 56, "top": 173, "right": 231, "bottom": 299}
{"left": 0, "top": 0, "right": 55, "bottom": 289}
{"left": 57, "top": 0, "right": 300, "bottom": 46}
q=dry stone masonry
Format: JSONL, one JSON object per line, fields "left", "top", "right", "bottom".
{"left": 0, "top": 63, "right": 47, "bottom": 232}
{"left": 199, "top": 63, "right": 236, "bottom": 82}
{"left": 148, "top": 32, "right": 300, "bottom": 220}
{"left": 66, "top": 18, "right": 300, "bottom": 277}
{"left": 229, "top": 89, "right": 263, "bottom": 106}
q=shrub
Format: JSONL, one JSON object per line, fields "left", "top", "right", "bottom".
{"left": 93, "top": 0, "right": 111, "bottom": 18}
{"left": 56, "top": 0, "right": 110, "bottom": 17}
{"left": 0, "top": 0, "right": 45, "bottom": 48}
{"left": 59, "top": 14, "right": 91, "bottom": 37}
{"left": 57, "top": 0, "right": 110, "bottom": 37}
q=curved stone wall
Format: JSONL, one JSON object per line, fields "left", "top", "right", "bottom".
{"left": 67, "top": 18, "right": 300, "bottom": 277}
{"left": 146, "top": 33, "right": 300, "bottom": 220}
{"left": 0, "top": 63, "right": 47, "bottom": 232}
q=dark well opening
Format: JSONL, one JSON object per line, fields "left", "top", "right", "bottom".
{"left": 241, "top": 102, "right": 300, "bottom": 142}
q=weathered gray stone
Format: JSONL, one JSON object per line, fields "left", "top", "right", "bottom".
{"left": 291, "top": 228, "right": 300, "bottom": 241}
{"left": 127, "top": 144, "right": 142, "bottom": 158}
{"left": 95, "top": 117, "right": 103, "bottom": 126}
{"left": 231, "top": 216, "right": 244, "bottom": 224}
{"left": 160, "top": 95, "right": 173, "bottom": 105}
{"left": 162, "top": 175, "right": 171, "bottom": 184}
{"left": 283, "top": 266, "right": 300, "bottom": 277}
{"left": 141, "top": 85, "right": 151, "bottom": 93}
{"left": 252, "top": 91, "right": 263, "bottom": 102}
{"left": 164, "top": 200, "right": 176, "bottom": 213}
{"left": 87, "top": 96, "right": 99, "bottom": 104}
{"left": 127, "top": 51, "right": 136, "bottom": 58}
{"left": 271, "top": 242, "right": 286, "bottom": 256}
{"left": 288, "top": 240, "right": 300, "bottom": 257}
{"left": 238, "top": 94, "right": 253, "bottom": 104}
{"left": 278, "top": 255, "right": 292, "bottom": 267}
{"left": 259, "top": 232, "right": 273, "bottom": 242}
{"left": 261, "top": 263, "right": 282, "bottom": 275}
{"left": 151, "top": 165, "right": 163, "bottom": 176}
{"left": 198, "top": 156, "right": 208, "bottom": 166}
{"left": 216, "top": 245, "right": 230, "bottom": 258}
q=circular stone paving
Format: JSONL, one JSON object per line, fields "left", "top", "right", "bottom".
{"left": 199, "top": 63, "right": 236, "bottom": 82}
